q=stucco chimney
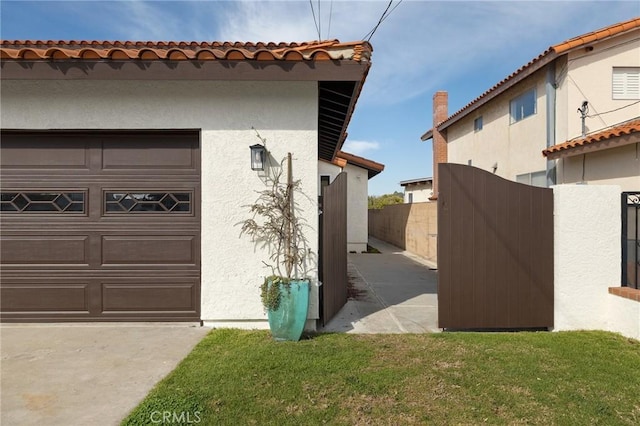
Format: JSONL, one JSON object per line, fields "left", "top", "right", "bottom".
{"left": 430, "top": 91, "right": 448, "bottom": 200}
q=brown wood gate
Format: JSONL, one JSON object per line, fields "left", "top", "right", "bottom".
{"left": 319, "top": 172, "right": 348, "bottom": 325}
{"left": 438, "top": 163, "right": 553, "bottom": 329}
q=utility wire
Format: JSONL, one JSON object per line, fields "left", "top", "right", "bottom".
{"left": 362, "top": 0, "right": 403, "bottom": 42}
{"left": 309, "top": 0, "right": 320, "bottom": 40}
{"left": 327, "top": 0, "right": 334, "bottom": 40}
{"left": 317, "top": 0, "right": 321, "bottom": 39}
{"left": 587, "top": 100, "right": 640, "bottom": 118}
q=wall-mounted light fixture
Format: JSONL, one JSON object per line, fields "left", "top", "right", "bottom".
{"left": 249, "top": 144, "right": 266, "bottom": 171}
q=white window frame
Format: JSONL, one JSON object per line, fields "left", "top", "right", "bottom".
{"left": 613, "top": 67, "right": 640, "bottom": 100}
{"left": 510, "top": 88, "right": 537, "bottom": 123}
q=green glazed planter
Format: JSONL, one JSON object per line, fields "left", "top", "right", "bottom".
{"left": 267, "top": 279, "right": 310, "bottom": 341}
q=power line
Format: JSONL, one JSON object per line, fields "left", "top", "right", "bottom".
{"left": 309, "top": 0, "right": 320, "bottom": 40}
{"left": 317, "top": 0, "right": 321, "bottom": 39}
{"left": 327, "top": 0, "right": 334, "bottom": 39}
{"left": 587, "top": 100, "right": 640, "bottom": 118}
{"left": 362, "top": 0, "right": 403, "bottom": 42}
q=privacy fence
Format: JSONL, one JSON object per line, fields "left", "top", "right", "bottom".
{"left": 368, "top": 202, "right": 437, "bottom": 264}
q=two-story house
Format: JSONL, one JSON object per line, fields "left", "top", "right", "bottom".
{"left": 422, "top": 17, "right": 640, "bottom": 194}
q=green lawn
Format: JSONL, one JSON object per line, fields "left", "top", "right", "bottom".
{"left": 122, "top": 330, "right": 640, "bottom": 425}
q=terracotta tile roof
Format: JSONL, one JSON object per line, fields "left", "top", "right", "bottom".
{"left": 423, "top": 17, "right": 640, "bottom": 138}
{"left": 0, "top": 39, "right": 372, "bottom": 62}
{"left": 336, "top": 151, "right": 385, "bottom": 178}
{"left": 542, "top": 118, "right": 640, "bottom": 157}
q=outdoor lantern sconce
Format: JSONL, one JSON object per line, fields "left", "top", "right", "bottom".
{"left": 250, "top": 144, "right": 266, "bottom": 171}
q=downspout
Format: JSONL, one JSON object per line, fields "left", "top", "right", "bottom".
{"left": 546, "top": 61, "right": 557, "bottom": 187}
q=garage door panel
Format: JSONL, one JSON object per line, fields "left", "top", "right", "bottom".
{"left": 101, "top": 236, "right": 197, "bottom": 265}
{"left": 1, "top": 131, "right": 201, "bottom": 322}
{"left": 101, "top": 281, "right": 198, "bottom": 313}
{"left": 1, "top": 282, "right": 90, "bottom": 312}
{"left": 0, "top": 236, "right": 89, "bottom": 265}
{"left": 102, "top": 135, "right": 198, "bottom": 171}
{"left": 0, "top": 135, "right": 90, "bottom": 170}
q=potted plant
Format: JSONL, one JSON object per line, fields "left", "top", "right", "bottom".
{"left": 239, "top": 130, "right": 311, "bottom": 341}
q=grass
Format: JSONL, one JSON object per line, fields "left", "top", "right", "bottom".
{"left": 122, "top": 330, "right": 640, "bottom": 425}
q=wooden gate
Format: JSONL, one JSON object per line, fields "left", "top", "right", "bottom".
{"left": 320, "top": 172, "right": 348, "bottom": 325}
{"left": 438, "top": 164, "right": 553, "bottom": 329}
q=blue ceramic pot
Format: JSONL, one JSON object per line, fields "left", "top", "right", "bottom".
{"left": 267, "top": 279, "right": 310, "bottom": 341}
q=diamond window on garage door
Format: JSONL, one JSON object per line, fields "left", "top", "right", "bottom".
{"left": 105, "top": 192, "right": 192, "bottom": 213}
{"left": 0, "top": 191, "right": 85, "bottom": 213}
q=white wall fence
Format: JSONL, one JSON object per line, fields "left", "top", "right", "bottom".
{"left": 553, "top": 185, "right": 639, "bottom": 340}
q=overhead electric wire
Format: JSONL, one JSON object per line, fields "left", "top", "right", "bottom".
{"left": 327, "top": 0, "right": 334, "bottom": 40}
{"left": 309, "top": 0, "right": 321, "bottom": 40}
{"left": 317, "top": 0, "right": 321, "bottom": 39}
{"left": 587, "top": 100, "right": 640, "bottom": 118}
{"left": 362, "top": 0, "right": 403, "bottom": 42}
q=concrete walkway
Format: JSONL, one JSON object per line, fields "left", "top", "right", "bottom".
{"left": 321, "top": 237, "right": 440, "bottom": 333}
{"left": 1, "top": 323, "right": 209, "bottom": 426}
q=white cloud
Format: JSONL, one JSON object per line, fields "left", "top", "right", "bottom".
{"left": 341, "top": 139, "right": 381, "bottom": 155}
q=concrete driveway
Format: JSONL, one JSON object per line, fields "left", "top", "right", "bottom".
{"left": 321, "top": 237, "right": 440, "bottom": 333}
{"left": 1, "top": 323, "right": 209, "bottom": 426}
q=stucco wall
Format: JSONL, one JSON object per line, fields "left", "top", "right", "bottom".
{"left": 556, "top": 143, "right": 640, "bottom": 190}
{"left": 1, "top": 79, "right": 320, "bottom": 329}
{"left": 403, "top": 183, "right": 433, "bottom": 203}
{"left": 553, "top": 184, "right": 639, "bottom": 340}
{"left": 556, "top": 31, "right": 640, "bottom": 143}
{"left": 318, "top": 161, "right": 369, "bottom": 252}
{"left": 368, "top": 202, "right": 437, "bottom": 264}
{"left": 447, "top": 67, "right": 548, "bottom": 182}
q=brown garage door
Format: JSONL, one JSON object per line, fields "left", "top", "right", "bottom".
{"left": 0, "top": 131, "right": 201, "bottom": 322}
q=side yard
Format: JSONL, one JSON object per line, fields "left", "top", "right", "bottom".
{"left": 123, "top": 329, "right": 640, "bottom": 425}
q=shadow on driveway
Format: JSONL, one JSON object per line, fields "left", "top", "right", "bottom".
{"left": 321, "top": 237, "right": 439, "bottom": 333}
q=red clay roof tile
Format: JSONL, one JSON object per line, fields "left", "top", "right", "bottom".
{"left": 542, "top": 118, "right": 640, "bottom": 157}
{"left": 0, "top": 39, "right": 372, "bottom": 63}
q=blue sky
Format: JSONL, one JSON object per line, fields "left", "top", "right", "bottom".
{"left": 2, "top": 1, "right": 638, "bottom": 195}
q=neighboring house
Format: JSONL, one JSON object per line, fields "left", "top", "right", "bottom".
{"left": 0, "top": 39, "right": 372, "bottom": 329}
{"left": 399, "top": 177, "right": 433, "bottom": 203}
{"left": 319, "top": 150, "right": 384, "bottom": 252}
{"left": 422, "top": 17, "right": 640, "bottom": 193}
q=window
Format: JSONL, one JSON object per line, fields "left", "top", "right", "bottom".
{"left": 474, "top": 116, "right": 483, "bottom": 132}
{"left": 516, "top": 171, "right": 546, "bottom": 188}
{"left": 408, "top": 193, "right": 413, "bottom": 204}
{"left": 105, "top": 192, "right": 192, "bottom": 213}
{"left": 510, "top": 88, "right": 536, "bottom": 123}
{"left": 613, "top": 67, "right": 640, "bottom": 100}
{"left": 320, "top": 175, "right": 331, "bottom": 189}
{"left": 1, "top": 191, "right": 85, "bottom": 213}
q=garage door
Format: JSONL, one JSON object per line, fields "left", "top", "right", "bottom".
{"left": 0, "top": 131, "right": 201, "bottom": 322}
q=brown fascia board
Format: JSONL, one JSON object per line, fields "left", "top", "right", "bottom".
{"left": 337, "top": 150, "right": 384, "bottom": 178}
{"left": 0, "top": 59, "right": 370, "bottom": 81}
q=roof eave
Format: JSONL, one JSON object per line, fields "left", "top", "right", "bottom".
{"left": 437, "top": 51, "right": 558, "bottom": 132}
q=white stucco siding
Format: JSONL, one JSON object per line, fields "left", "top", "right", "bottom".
{"left": 344, "top": 164, "right": 368, "bottom": 252}
{"left": 1, "top": 79, "right": 320, "bottom": 327}
{"left": 558, "top": 31, "right": 640, "bottom": 142}
{"left": 404, "top": 184, "right": 432, "bottom": 203}
{"left": 318, "top": 161, "right": 369, "bottom": 252}
{"left": 553, "top": 184, "right": 639, "bottom": 340}
{"left": 318, "top": 161, "right": 341, "bottom": 194}
{"left": 447, "top": 69, "right": 548, "bottom": 182}
{"left": 557, "top": 143, "right": 640, "bottom": 190}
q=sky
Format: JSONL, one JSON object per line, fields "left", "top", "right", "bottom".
{"left": 1, "top": 1, "right": 638, "bottom": 195}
